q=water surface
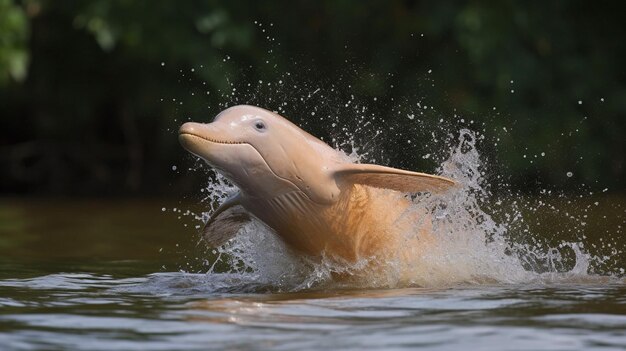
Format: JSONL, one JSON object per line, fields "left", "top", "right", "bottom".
{"left": 0, "top": 199, "right": 624, "bottom": 350}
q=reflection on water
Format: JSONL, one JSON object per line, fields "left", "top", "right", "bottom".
{"left": 0, "top": 199, "right": 624, "bottom": 350}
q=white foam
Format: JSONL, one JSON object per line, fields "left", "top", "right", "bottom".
{"left": 190, "top": 127, "right": 620, "bottom": 291}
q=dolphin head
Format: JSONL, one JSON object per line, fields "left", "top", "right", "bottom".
{"left": 179, "top": 105, "right": 342, "bottom": 203}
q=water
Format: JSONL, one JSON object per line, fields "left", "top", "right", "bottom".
{"left": 0, "top": 261, "right": 624, "bottom": 350}
{"left": 1, "top": 141, "right": 624, "bottom": 350}
{"left": 3, "top": 46, "right": 625, "bottom": 348}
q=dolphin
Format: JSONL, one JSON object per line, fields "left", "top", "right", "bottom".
{"left": 179, "top": 105, "right": 457, "bottom": 270}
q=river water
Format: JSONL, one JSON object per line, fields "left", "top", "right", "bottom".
{"left": 0, "top": 261, "right": 624, "bottom": 350}
{"left": 1, "top": 122, "right": 625, "bottom": 350}
{"left": 0, "top": 193, "right": 624, "bottom": 351}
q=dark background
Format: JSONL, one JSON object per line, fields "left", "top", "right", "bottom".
{"left": 1, "top": 0, "right": 624, "bottom": 197}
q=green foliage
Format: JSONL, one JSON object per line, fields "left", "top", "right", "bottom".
{"left": 0, "top": 0, "right": 624, "bottom": 195}
{"left": 0, "top": 0, "right": 29, "bottom": 83}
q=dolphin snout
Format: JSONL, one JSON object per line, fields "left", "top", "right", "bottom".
{"left": 179, "top": 122, "right": 200, "bottom": 136}
{"left": 178, "top": 121, "right": 241, "bottom": 157}
{"left": 178, "top": 122, "right": 205, "bottom": 152}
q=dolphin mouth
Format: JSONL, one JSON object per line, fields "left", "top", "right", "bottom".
{"left": 179, "top": 126, "right": 314, "bottom": 202}
{"left": 179, "top": 132, "right": 245, "bottom": 145}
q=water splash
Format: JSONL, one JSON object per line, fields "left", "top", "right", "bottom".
{"left": 171, "top": 27, "right": 623, "bottom": 290}
{"left": 184, "top": 124, "right": 621, "bottom": 292}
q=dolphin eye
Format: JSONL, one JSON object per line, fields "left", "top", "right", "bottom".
{"left": 253, "top": 121, "right": 267, "bottom": 131}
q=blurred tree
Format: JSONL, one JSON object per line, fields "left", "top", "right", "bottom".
{"left": 0, "top": 0, "right": 29, "bottom": 83}
{"left": 0, "top": 0, "right": 624, "bottom": 196}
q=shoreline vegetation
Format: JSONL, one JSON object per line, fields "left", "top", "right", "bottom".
{"left": 1, "top": 1, "right": 624, "bottom": 196}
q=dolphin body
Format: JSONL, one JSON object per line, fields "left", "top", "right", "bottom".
{"left": 179, "top": 105, "right": 456, "bottom": 271}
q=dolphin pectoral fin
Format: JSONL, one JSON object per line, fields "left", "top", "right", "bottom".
{"left": 333, "top": 164, "right": 457, "bottom": 193}
{"left": 202, "top": 193, "right": 251, "bottom": 247}
{"left": 203, "top": 205, "right": 250, "bottom": 247}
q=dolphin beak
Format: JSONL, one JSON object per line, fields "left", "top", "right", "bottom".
{"left": 178, "top": 122, "right": 203, "bottom": 152}
{"left": 179, "top": 122, "right": 198, "bottom": 135}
